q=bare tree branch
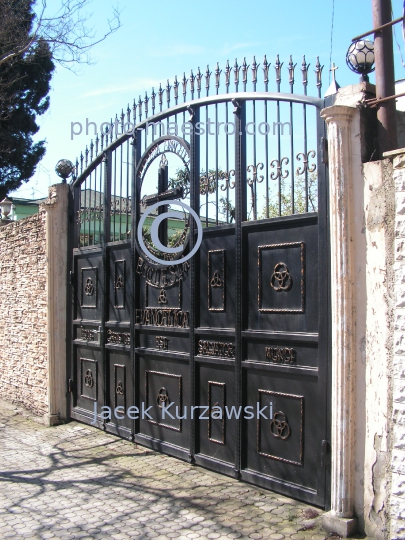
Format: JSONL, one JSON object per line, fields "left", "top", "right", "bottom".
{"left": 0, "top": 0, "right": 122, "bottom": 69}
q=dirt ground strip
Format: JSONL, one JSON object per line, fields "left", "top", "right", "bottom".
{"left": 0, "top": 400, "right": 370, "bottom": 540}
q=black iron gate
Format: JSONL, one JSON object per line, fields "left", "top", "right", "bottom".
{"left": 68, "top": 56, "right": 330, "bottom": 507}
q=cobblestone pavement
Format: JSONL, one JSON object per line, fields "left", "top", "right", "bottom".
{"left": 0, "top": 401, "right": 368, "bottom": 540}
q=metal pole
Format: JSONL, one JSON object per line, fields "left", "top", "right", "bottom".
{"left": 372, "top": 0, "right": 397, "bottom": 152}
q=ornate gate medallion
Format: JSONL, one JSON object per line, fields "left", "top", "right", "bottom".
{"left": 156, "top": 387, "right": 170, "bottom": 408}
{"left": 270, "top": 263, "right": 292, "bottom": 291}
{"left": 270, "top": 411, "right": 291, "bottom": 440}
{"left": 84, "top": 369, "right": 94, "bottom": 388}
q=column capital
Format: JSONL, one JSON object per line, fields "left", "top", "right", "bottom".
{"left": 320, "top": 104, "right": 357, "bottom": 128}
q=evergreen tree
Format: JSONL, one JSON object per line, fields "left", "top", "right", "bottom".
{"left": 0, "top": 0, "right": 54, "bottom": 199}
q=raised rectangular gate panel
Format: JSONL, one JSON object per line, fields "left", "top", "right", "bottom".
{"left": 108, "top": 245, "right": 132, "bottom": 323}
{"left": 75, "top": 252, "right": 103, "bottom": 321}
{"left": 242, "top": 369, "right": 319, "bottom": 496}
{"left": 195, "top": 361, "right": 236, "bottom": 468}
{"left": 245, "top": 216, "right": 319, "bottom": 333}
{"left": 198, "top": 228, "right": 236, "bottom": 330}
{"left": 136, "top": 355, "right": 190, "bottom": 457}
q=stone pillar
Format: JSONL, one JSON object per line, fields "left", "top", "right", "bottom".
{"left": 320, "top": 105, "right": 359, "bottom": 537}
{"left": 42, "top": 183, "right": 69, "bottom": 425}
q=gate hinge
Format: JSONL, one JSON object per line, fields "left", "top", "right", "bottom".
{"left": 321, "top": 137, "right": 328, "bottom": 165}
{"left": 70, "top": 271, "right": 74, "bottom": 285}
{"left": 67, "top": 379, "right": 73, "bottom": 393}
{"left": 320, "top": 439, "right": 330, "bottom": 467}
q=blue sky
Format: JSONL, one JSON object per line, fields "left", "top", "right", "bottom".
{"left": 12, "top": 0, "right": 405, "bottom": 198}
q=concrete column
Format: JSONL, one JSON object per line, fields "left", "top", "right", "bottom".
{"left": 42, "top": 183, "right": 69, "bottom": 425}
{"left": 320, "top": 105, "right": 359, "bottom": 537}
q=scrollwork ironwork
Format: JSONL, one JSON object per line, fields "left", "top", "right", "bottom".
{"left": 116, "top": 381, "right": 124, "bottom": 395}
{"left": 247, "top": 163, "right": 264, "bottom": 186}
{"left": 219, "top": 170, "right": 235, "bottom": 191}
{"left": 200, "top": 173, "right": 216, "bottom": 195}
{"left": 296, "top": 150, "right": 316, "bottom": 175}
{"left": 270, "top": 157, "right": 289, "bottom": 180}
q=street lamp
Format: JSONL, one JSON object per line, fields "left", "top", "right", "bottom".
{"left": 0, "top": 197, "right": 12, "bottom": 219}
{"left": 346, "top": 39, "right": 375, "bottom": 82}
{"left": 55, "top": 159, "right": 75, "bottom": 183}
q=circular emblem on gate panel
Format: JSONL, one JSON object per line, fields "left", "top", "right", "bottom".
{"left": 270, "top": 262, "right": 293, "bottom": 291}
{"left": 269, "top": 411, "right": 291, "bottom": 440}
{"left": 137, "top": 200, "right": 203, "bottom": 266}
{"left": 157, "top": 387, "right": 170, "bottom": 408}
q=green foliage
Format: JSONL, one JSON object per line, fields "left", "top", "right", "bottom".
{"left": 262, "top": 172, "right": 318, "bottom": 218}
{"left": 0, "top": 1, "right": 54, "bottom": 199}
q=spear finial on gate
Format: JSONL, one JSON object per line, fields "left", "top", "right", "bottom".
{"left": 242, "top": 57, "right": 249, "bottom": 91}
{"left": 262, "top": 55, "right": 270, "bottom": 91}
{"left": 225, "top": 60, "right": 231, "bottom": 92}
{"left": 314, "top": 57, "right": 323, "bottom": 98}
{"left": 90, "top": 139, "right": 94, "bottom": 162}
{"left": 144, "top": 92, "right": 149, "bottom": 118}
{"left": 288, "top": 55, "right": 297, "bottom": 92}
{"left": 301, "top": 56, "right": 309, "bottom": 95}
{"left": 215, "top": 62, "right": 221, "bottom": 94}
{"left": 126, "top": 104, "right": 131, "bottom": 124}
{"left": 158, "top": 83, "right": 163, "bottom": 111}
{"left": 166, "top": 79, "right": 172, "bottom": 108}
{"left": 151, "top": 88, "right": 156, "bottom": 114}
{"left": 138, "top": 96, "right": 143, "bottom": 122}
{"left": 251, "top": 56, "right": 259, "bottom": 90}
{"left": 234, "top": 58, "right": 240, "bottom": 91}
{"left": 132, "top": 98, "right": 137, "bottom": 125}
{"left": 95, "top": 133, "right": 99, "bottom": 156}
{"left": 205, "top": 65, "right": 212, "bottom": 96}
{"left": 190, "top": 69, "right": 195, "bottom": 99}
{"left": 274, "top": 54, "right": 283, "bottom": 91}
{"left": 182, "top": 73, "right": 188, "bottom": 102}
{"left": 196, "top": 67, "right": 202, "bottom": 98}
{"left": 173, "top": 75, "right": 179, "bottom": 105}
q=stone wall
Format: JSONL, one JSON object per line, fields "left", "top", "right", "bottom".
{"left": 0, "top": 183, "right": 69, "bottom": 424}
{"left": 0, "top": 210, "right": 48, "bottom": 416}
{"left": 389, "top": 151, "right": 405, "bottom": 539}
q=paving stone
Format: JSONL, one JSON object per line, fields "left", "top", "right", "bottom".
{"left": 0, "top": 400, "right": 372, "bottom": 540}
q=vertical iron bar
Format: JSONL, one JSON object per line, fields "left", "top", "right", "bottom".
{"left": 253, "top": 100, "right": 257, "bottom": 219}
{"left": 234, "top": 99, "right": 246, "bottom": 478}
{"left": 92, "top": 171, "right": 95, "bottom": 245}
{"left": 189, "top": 106, "right": 200, "bottom": 463}
{"left": 303, "top": 105, "right": 308, "bottom": 212}
{"left": 132, "top": 130, "right": 142, "bottom": 439}
{"left": 205, "top": 104, "right": 209, "bottom": 227}
{"left": 119, "top": 146, "right": 123, "bottom": 241}
{"left": 215, "top": 102, "right": 219, "bottom": 224}
{"left": 277, "top": 99, "right": 281, "bottom": 216}
{"left": 290, "top": 102, "right": 295, "bottom": 214}
{"left": 113, "top": 150, "right": 117, "bottom": 242}
{"left": 102, "top": 149, "right": 112, "bottom": 422}
{"left": 126, "top": 140, "right": 130, "bottom": 239}
{"left": 225, "top": 102, "right": 230, "bottom": 223}
{"left": 265, "top": 100, "right": 269, "bottom": 218}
